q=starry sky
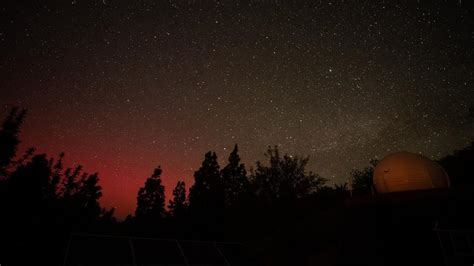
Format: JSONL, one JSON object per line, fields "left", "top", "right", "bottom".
{"left": 1, "top": 0, "right": 473, "bottom": 218}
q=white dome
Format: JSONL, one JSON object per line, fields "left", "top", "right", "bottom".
{"left": 373, "top": 152, "right": 450, "bottom": 194}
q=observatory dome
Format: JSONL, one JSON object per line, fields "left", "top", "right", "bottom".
{"left": 373, "top": 152, "right": 450, "bottom": 194}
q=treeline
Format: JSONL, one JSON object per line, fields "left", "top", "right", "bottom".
{"left": 0, "top": 108, "right": 114, "bottom": 264}
{"left": 130, "top": 145, "right": 328, "bottom": 224}
{"left": 0, "top": 108, "right": 114, "bottom": 225}
{"left": 131, "top": 147, "right": 376, "bottom": 230}
{"left": 1, "top": 107, "right": 473, "bottom": 264}
{"left": 121, "top": 143, "right": 338, "bottom": 242}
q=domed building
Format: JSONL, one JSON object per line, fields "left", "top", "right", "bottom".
{"left": 373, "top": 152, "right": 450, "bottom": 194}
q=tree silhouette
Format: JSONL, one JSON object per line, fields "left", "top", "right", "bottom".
{"left": 45, "top": 152, "right": 64, "bottom": 200}
{"left": 61, "top": 165, "right": 83, "bottom": 199}
{"left": 335, "top": 182, "right": 348, "bottom": 191}
{"left": 189, "top": 151, "right": 224, "bottom": 213}
{"left": 168, "top": 181, "right": 188, "bottom": 218}
{"left": 15, "top": 147, "right": 35, "bottom": 168}
{"left": 251, "top": 146, "right": 327, "bottom": 204}
{"left": 0, "top": 107, "right": 26, "bottom": 177}
{"left": 221, "top": 145, "right": 248, "bottom": 207}
{"left": 77, "top": 172, "right": 103, "bottom": 219}
{"left": 333, "top": 182, "right": 350, "bottom": 198}
{"left": 0, "top": 108, "right": 113, "bottom": 265}
{"left": 1, "top": 104, "right": 472, "bottom": 266}
{"left": 439, "top": 141, "right": 474, "bottom": 186}
{"left": 8, "top": 154, "right": 52, "bottom": 215}
{"left": 350, "top": 159, "right": 378, "bottom": 194}
{"left": 135, "top": 166, "right": 166, "bottom": 220}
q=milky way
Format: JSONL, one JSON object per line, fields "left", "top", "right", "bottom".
{"left": 1, "top": 0, "right": 473, "bottom": 217}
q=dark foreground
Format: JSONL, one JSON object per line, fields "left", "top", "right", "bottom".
{"left": 2, "top": 185, "right": 474, "bottom": 266}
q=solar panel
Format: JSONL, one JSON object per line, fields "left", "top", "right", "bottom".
{"left": 435, "top": 226, "right": 474, "bottom": 266}
{"left": 179, "top": 241, "right": 228, "bottom": 265}
{"left": 216, "top": 243, "right": 261, "bottom": 266}
{"left": 65, "top": 235, "right": 133, "bottom": 266}
{"left": 132, "top": 238, "right": 186, "bottom": 265}
{"left": 64, "top": 234, "right": 261, "bottom": 266}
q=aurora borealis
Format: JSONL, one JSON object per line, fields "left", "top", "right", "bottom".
{"left": 1, "top": 0, "right": 473, "bottom": 217}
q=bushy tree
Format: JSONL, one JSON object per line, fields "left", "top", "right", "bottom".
{"left": 45, "top": 152, "right": 64, "bottom": 200}
{"left": 61, "top": 165, "right": 83, "bottom": 199}
{"left": 335, "top": 182, "right": 348, "bottom": 192}
{"left": 251, "top": 146, "right": 327, "bottom": 204}
{"left": 0, "top": 107, "right": 26, "bottom": 177}
{"left": 439, "top": 142, "right": 474, "bottom": 186}
{"left": 221, "top": 145, "right": 248, "bottom": 206}
{"left": 168, "top": 181, "right": 187, "bottom": 218}
{"left": 350, "top": 159, "right": 378, "bottom": 194}
{"left": 0, "top": 108, "right": 109, "bottom": 224}
{"left": 135, "top": 166, "right": 166, "bottom": 220}
{"left": 0, "top": 108, "right": 112, "bottom": 265}
{"left": 8, "top": 154, "right": 52, "bottom": 214}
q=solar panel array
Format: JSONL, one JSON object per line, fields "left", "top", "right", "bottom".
{"left": 435, "top": 225, "right": 474, "bottom": 266}
{"left": 64, "top": 234, "right": 262, "bottom": 266}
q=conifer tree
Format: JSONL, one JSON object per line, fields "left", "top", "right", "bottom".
{"left": 168, "top": 181, "right": 187, "bottom": 218}
{"left": 77, "top": 172, "right": 103, "bottom": 218}
{"left": 221, "top": 145, "right": 248, "bottom": 206}
{"left": 189, "top": 152, "right": 224, "bottom": 212}
{"left": 135, "top": 166, "right": 166, "bottom": 220}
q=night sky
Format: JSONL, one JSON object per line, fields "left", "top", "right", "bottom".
{"left": 1, "top": 0, "right": 473, "bottom": 218}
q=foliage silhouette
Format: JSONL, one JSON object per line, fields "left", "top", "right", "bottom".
{"left": 77, "top": 173, "right": 103, "bottom": 218}
{"left": 7, "top": 154, "right": 52, "bottom": 219}
{"left": 0, "top": 107, "right": 26, "bottom": 177}
{"left": 168, "top": 180, "right": 188, "bottom": 219}
{"left": 2, "top": 106, "right": 474, "bottom": 266}
{"left": 0, "top": 108, "right": 114, "bottom": 265}
{"left": 251, "top": 146, "right": 327, "bottom": 205}
{"left": 439, "top": 141, "right": 474, "bottom": 186}
{"left": 349, "top": 159, "right": 378, "bottom": 194}
{"left": 221, "top": 144, "right": 249, "bottom": 207}
{"left": 189, "top": 151, "right": 225, "bottom": 214}
{"left": 135, "top": 166, "right": 166, "bottom": 221}
{"left": 335, "top": 182, "right": 348, "bottom": 192}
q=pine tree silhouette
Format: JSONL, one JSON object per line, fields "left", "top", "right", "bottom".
{"left": 135, "top": 166, "right": 166, "bottom": 220}
{"left": 168, "top": 181, "right": 188, "bottom": 219}
{"left": 77, "top": 172, "right": 103, "bottom": 218}
{"left": 189, "top": 151, "right": 224, "bottom": 213}
{"left": 221, "top": 144, "right": 248, "bottom": 207}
